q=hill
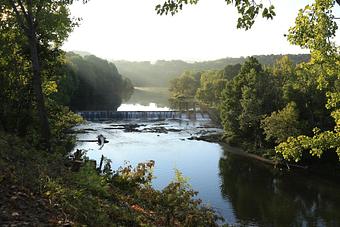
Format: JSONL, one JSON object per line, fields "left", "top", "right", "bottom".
{"left": 113, "top": 54, "right": 310, "bottom": 87}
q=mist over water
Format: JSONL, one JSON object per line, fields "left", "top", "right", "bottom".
{"left": 123, "top": 87, "right": 170, "bottom": 107}
{"left": 117, "top": 103, "right": 171, "bottom": 111}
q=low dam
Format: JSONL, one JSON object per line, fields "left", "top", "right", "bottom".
{"left": 77, "top": 111, "right": 210, "bottom": 121}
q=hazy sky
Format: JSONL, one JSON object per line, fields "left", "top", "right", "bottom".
{"left": 62, "top": 0, "right": 340, "bottom": 62}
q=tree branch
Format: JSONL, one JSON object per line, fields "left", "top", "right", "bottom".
{"left": 8, "top": 0, "right": 29, "bottom": 33}
{"left": 16, "top": 0, "right": 30, "bottom": 23}
{"left": 30, "top": 0, "right": 44, "bottom": 28}
{"left": 36, "top": 0, "right": 44, "bottom": 16}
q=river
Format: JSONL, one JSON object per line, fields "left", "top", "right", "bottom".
{"left": 73, "top": 104, "right": 340, "bottom": 227}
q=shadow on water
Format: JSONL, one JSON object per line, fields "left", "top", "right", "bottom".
{"left": 219, "top": 147, "right": 340, "bottom": 227}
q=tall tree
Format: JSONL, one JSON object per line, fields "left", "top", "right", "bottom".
{"left": 1, "top": 0, "right": 81, "bottom": 150}
{"left": 220, "top": 57, "right": 279, "bottom": 147}
{"left": 276, "top": 0, "right": 340, "bottom": 162}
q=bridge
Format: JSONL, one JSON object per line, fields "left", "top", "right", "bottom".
{"left": 77, "top": 111, "right": 209, "bottom": 121}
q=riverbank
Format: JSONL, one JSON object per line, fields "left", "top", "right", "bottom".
{"left": 0, "top": 130, "right": 224, "bottom": 226}
{"left": 188, "top": 129, "right": 340, "bottom": 179}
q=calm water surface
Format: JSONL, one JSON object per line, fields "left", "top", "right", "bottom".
{"left": 73, "top": 119, "right": 340, "bottom": 227}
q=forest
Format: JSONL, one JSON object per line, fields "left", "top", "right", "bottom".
{"left": 55, "top": 53, "right": 134, "bottom": 111}
{"left": 170, "top": 54, "right": 339, "bottom": 170}
{"left": 169, "top": 0, "right": 340, "bottom": 170}
{"left": 1, "top": 0, "right": 339, "bottom": 226}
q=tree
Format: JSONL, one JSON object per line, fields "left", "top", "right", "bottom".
{"left": 276, "top": 0, "right": 340, "bottom": 162}
{"left": 0, "top": 0, "right": 83, "bottom": 150}
{"left": 195, "top": 70, "right": 226, "bottom": 108}
{"left": 282, "top": 65, "right": 333, "bottom": 133}
{"left": 220, "top": 57, "right": 280, "bottom": 147}
{"left": 261, "top": 102, "right": 301, "bottom": 144}
{"left": 220, "top": 59, "right": 259, "bottom": 142}
{"left": 168, "top": 71, "right": 200, "bottom": 109}
{"left": 0, "top": 11, "right": 33, "bottom": 135}
{"left": 223, "top": 64, "right": 241, "bottom": 80}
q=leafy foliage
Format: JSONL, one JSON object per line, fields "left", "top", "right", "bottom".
{"left": 168, "top": 71, "right": 201, "bottom": 109}
{"left": 156, "top": 0, "right": 276, "bottom": 30}
{"left": 0, "top": 0, "right": 83, "bottom": 147}
{"left": 220, "top": 57, "right": 281, "bottom": 148}
{"left": 196, "top": 70, "right": 227, "bottom": 108}
{"left": 261, "top": 102, "right": 301, "bottom": 144}
{"left": 45, "top": 158, "right": 223, "bottom": 226}
{"left": 276, "top": 0, "right": 340, "bottom": 162}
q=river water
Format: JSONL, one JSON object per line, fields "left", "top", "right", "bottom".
{"left": 73, "top": 105, "right": 340, "bottom": 227}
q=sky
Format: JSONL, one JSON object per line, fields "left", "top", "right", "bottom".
{"left": 62, "top": 0, "right": 340, "bottom": 62}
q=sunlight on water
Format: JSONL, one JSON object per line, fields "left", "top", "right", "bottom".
{"left": 117, "top": 103, "right": 171, "bottom": 111}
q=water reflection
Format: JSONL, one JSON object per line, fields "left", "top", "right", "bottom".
{"left": 219, "top": 147, "right": 340, "bottom": 227}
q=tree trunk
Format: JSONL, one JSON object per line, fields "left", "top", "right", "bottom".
{"left": 28, "top": 27, "right": 51, "bottom": 151}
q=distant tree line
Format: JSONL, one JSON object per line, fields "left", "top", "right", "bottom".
{"left": 113, "top": 54, "right": 310, "bottom": 87}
